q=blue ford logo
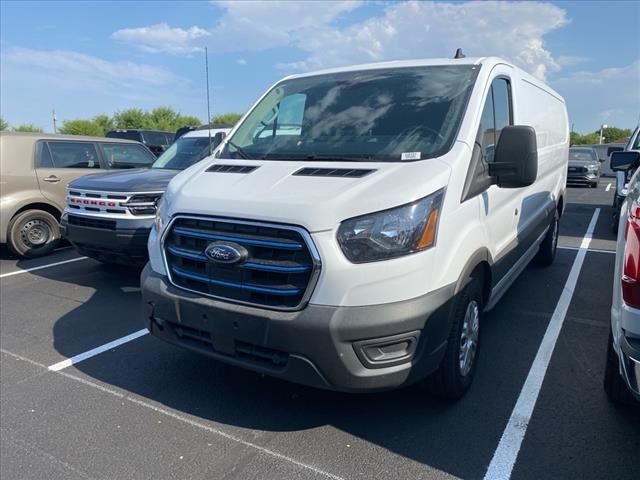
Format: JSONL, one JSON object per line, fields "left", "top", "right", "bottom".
{"left": 204, "top": 242, "right": 247, "bottom": 264}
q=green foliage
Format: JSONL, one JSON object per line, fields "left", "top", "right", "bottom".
{"left": 113, "top": 108, "right": 148, "bottom": 129}
{"left": 0, "top": 117, "right": 8, "bottom": 131}
{"left": 211, "top": 112, "right": 242, "bottom": 126}
{"left": 112, "top": 107, "right": 202, "bottom": 132}
{"left": 570, "top": 126, "right": 632, "bottom": 145}
{"left": 92, "top": 114, "right": 115, "bottom": 135}
{"left": 601, "top": 127, "right": 632, "bottom": 144}
{"left": 12, "top": 123, "right": 43, "bottom": 133}
{"left": 59, "top": 119, "right": 104, "bottom": 137}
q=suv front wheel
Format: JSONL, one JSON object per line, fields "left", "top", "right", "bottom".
{"left": 7, "top": 209, "right": 60, "bottom": 258}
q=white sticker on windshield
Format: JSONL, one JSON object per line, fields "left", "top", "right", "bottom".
{"left": 401, "top": 152, "right": 421, "bottom": 161}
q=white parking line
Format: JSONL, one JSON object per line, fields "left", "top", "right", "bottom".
{"left": 47, "top": 329, "right": 149, "bottom": 372}
{"left": 606, "top": 183, "right": 612, "bottom": 192}
{"left": 1, "top": 348, "right": 345, "bottom": 480}
{"left": 484, "top": 208, "right": 600, "bottom": 480}
{"left": 558, "top": 245, "right": 615, "bottom": 254}
{"left": 0, "top": 256, "right": 88, "bottom": 279}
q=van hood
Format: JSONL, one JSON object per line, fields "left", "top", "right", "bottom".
{"left": 164, "top": 156, "right": 453, "bottom": 232}
{"left": 69, "top": 168, "right": 179, "bottom": 192}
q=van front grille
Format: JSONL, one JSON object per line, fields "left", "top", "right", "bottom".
{"left": 163, "top": 217, "right": 320, "bottom": 310}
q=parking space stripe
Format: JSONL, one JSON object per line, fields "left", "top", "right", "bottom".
{"left": 606, "top": 183, "right": 612, "bottom": 192}
{"left": 2, "top": 348, "right": 345, "bottom": 480}
{"left": 0, "top": 256, "right": 88, "bottom": 279}
{"left": 558, "top": 245, "right": 615, "bottom": 254}
{"left": 484, "top": 208, "right": 600, "bottom": 480}
{"left": 47, "top": 329, "right": 149, "bottom": 372}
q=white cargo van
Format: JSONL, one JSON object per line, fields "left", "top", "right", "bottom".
{"left": 142, "top": 56, "right": 569, "bottom": 400}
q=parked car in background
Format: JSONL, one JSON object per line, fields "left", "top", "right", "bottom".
{"left": 106, "top": 129, "right": 173, "bottom": 157}
{"left": 61, "top": 127, "right": 231, "bottom": 266}
{"left": 606, "top": 148, "right": 640, "bottom": 406}
{"left": 567, "top": 146, "right": 600, "bottom": 187}
{"left": 588, "top": 143, "right": 626, "bottom": 177}
{"left": 0, "top": 132, "right": 156, "bottom": 258}
{"left": 174, "top": 123, "right": 233, "bottom": 142}
{"left": 142, "top": 56, "right": 569, "bottom": 400}
{"left": 612, "top": 126, "right": 640, "bottom": 233}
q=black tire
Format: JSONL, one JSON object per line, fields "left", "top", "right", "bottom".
{"left": 420, "top": 276, "right": 482, "bottom": 401}
{"left": 603, "top": 330, "right": 637, "bottom": 406}
{"left": 590, "top": 182, "right": 598, "bottom": 188}
{"left": 612, "top": 214, "right": 619, "bottom": 234}
{"left": 534, "top": 209, "right": 559, "bottom": 267}
{"left": 7, "top": 209, "right": 60, "bottom": 258}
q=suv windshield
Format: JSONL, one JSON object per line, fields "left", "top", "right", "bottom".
{"left": 152, "top": 136, "right": 213, "bottom": 170}
{"left": 143, "top": 132, "right": 171, "bottom": 146}
{"left": 220, "top": 65, "right": 478, "bottom": 162}
{"left": 569, "top": 148, "right": 598, "bottom": 162}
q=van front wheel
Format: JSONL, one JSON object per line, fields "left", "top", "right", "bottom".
{"left": 420, "top": 277, "right": 482, "bottom": 401}
{"left": 7, "top": 209, "right": 60, "bottom": 258}
{"left": 534, "top": 210, "right": 559, "bottom": 267}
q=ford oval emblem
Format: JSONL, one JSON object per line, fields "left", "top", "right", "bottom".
{"left": 204, "top": 242, "right": 248, "bottom": 264}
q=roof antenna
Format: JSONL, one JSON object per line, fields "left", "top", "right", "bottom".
{"left": 205, "top": 46, "right": 213, "bottom": 156}
{"left": 454, "top": 48, "right": 465, "bottom": 59}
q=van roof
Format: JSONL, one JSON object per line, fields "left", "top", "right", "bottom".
{"left": 284, "top": 56, "right": 563, "bottom": 103}
{"left": 0, "top": 131, "right": 141, "bottom": 144}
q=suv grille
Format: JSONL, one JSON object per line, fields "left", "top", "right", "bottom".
{"left": 164, "top": 217, "right": 320, "bottom": 310}
{"left": 67, "top": 189, "right": 163, "bottom": 217}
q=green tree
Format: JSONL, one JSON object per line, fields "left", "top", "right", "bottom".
{"left": 0, "top": 117, "right": 8, "bottom": 131}
{"left": 12, "top": 123, "right": 43, "bottom": 133}
{"left": 59, "top": 119, "right": 103, "bottom": 137}
{"left": 176, "top": 115, "right": 201, "bottom": 128}
{"left": 211, "top": 112, "right": 242, "bottom": 126}
{"left": 92, "top": 114, "right": 114, "bottom": 135}
{"left": 600, "top": 127, "right": 632, "bottom": 144}
{"left": 147, "top": 106, "right": 179, "bottom": 131}
{"left": 113, "top": 108, "right": 149, "bottom": 129}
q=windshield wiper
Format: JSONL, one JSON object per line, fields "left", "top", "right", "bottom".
{"left": 225, "top": 140, "right": 251, "bottom": 160}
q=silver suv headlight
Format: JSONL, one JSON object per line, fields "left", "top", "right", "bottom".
{"left": 337, "top": 189, "right": 444, "bottom": 263}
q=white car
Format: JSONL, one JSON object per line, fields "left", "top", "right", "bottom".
{"left": 607, "top": 149, "right": 640, "bottom": 405}
{"left": 142, "top": 56, "right": 569, "bottom": 401}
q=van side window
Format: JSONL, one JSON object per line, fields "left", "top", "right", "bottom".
{"left": 35, "top": 142, "right": 54, "bottom": 168}
{"left": 46, "top": 142, "right": 100, "bottom": 169}
{"left": 478, "top": 78, "right": 513, "bottom": 163}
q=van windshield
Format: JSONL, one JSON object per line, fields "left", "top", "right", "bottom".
{"left": 152, "top": 137, "right": 212, "bottom": 170}
{"left": 220, "top": 65, "right": 478, "bottom": 162}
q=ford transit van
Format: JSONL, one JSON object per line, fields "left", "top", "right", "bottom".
{"left": 141, "top": 57, "right": 569, "bottom": 400}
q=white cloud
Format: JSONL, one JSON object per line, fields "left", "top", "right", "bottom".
{"left": 3, "top": 47, "right": 185, "bottom": 87}
{"left": 111, "top": 23, "right": 210, "bottom": 54}
{"left": 556, "top": 55, "right": 590, "bottom": 67}
{"left": 110, "top": 1, "right": 567, "bottom": 81}
{"left": 236, "top": 58, "right": 247, "bottom": 65}
{"left": 282, "top": 1, "right": 568, "bottom": 80}
{"left": 552, "top": 60, "right": 640, "bottom": 131}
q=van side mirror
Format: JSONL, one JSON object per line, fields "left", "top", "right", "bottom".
{"left": 213, "top": 131, "right": 227, "bottom": 147}
{"left": 488, "top": 125, "right": 538, "bottom": 188}
{"left": 611, "top": 151, "right": 640, "bottom": 172}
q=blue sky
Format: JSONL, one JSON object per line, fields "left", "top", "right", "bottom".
{"left": 1, "top": 0, "right": 639, "bottom": 134}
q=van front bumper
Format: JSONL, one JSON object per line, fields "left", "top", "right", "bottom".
{"left": 141, "top": 264, "right": 456, "bottom": 392}
{"left": 61, "top": 213, "right": 152, "bottom": 265}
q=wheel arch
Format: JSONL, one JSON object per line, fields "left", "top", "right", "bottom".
{"left": 454, "top": 248, "right": 493, "bottom": 308}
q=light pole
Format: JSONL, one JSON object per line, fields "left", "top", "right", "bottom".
{"left": 599, "top": 124, "right": 608, "bottom": 144}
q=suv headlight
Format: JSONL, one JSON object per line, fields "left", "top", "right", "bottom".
{"left": 154, "top": 196, "right": 169, "bottom": 233}
{"left": 337, "top": 189, "right": 444, "bottom": 263}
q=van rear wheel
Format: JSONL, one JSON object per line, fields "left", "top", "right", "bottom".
{"left": 534, "top": 210, "right": 559, "bottom": 267}
{"left": 419, "top": 276, "right": 482, "bottom": 401}
{"left": 7, "top": 209, "right": 60, "bottom": 258}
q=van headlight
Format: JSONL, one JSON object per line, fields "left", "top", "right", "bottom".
{"left": 337, "top": 189, "right": 444, "bottom": 263}
{"left": 154, "top": 196, "right": 169, "bottom": 233}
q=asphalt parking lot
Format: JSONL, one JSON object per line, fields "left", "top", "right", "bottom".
{"left": 1, "top": 178, "right": 638, "bottom": 480}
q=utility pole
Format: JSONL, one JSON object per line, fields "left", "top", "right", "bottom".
{"left": 52, "top": 109, "right": 57, "bottom": 133}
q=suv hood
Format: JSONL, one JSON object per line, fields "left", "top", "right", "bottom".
{"left": 164, "top": 154, "right": 454, "bottom": 233}
{"left": 69, "top": 168, "right": 179, "bottom": 192}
